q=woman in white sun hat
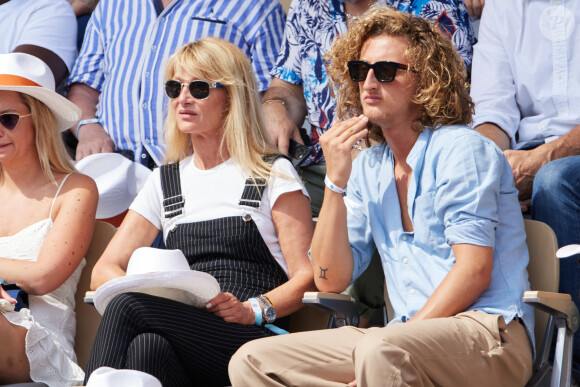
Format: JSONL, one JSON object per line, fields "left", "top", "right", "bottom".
{"left": 86, "top": 38, "right": 314, "bottom": 387}
{"left": 0, "top": 52, "right": 98, "bottom": 386}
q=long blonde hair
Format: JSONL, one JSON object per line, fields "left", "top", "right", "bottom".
{"left": 325, "top": 6, "right": 474, "bottom": 143}
{"left": 164, "top": 38, "right": 279, "bottom": 180}
{"left": 0, "top": 93, "right": 76, "bottom": 183}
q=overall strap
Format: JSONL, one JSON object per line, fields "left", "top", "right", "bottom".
{"left": 49, "top": 174, "right": 71, "bottom": 220}
{"left": 238, "top": 154, "right": 288, "bottom": 208}
{"left": 238, "top": 177, "right": 267, "bottom": 208}
{"left": 160, "top": 163, "right": 184, "bottom": 218}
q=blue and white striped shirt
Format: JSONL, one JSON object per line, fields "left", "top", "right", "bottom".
{"left": 68, "top": 0, "right": 286, "bottom": 165}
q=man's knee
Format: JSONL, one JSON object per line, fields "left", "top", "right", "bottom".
{"left": 353, "top": 328, "right": 407, "bottom": 367}
{"left": 228, "top": 339, "right": 266, "bottom": 383}
{"left": 533, "top": 157, "right": 579, "bottom": 199}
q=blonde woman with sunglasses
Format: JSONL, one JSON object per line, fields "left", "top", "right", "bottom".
{"left": 0, "top": 53, "right": 98, "bottom": 386}
{"left": 86, "top": 38, "right": 314, "bottom": 387}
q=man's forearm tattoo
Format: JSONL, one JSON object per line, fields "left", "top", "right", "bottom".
{"left": 319, "top": 266, "right": 328, "bottom": 280}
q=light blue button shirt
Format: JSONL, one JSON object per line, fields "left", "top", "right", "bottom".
{"left": 346, "top": 126, "right": 535, "bottom": 349}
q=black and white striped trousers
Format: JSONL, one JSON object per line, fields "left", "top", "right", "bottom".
{"left": 84, "top": 292, "right": 276, "bottom": 386}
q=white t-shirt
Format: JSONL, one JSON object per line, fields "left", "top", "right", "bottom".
{"left": 130, "top": 156, "right": 309, "bottom": 275}
{"left": 0, "top": 0, "right": 77, "bottom": 71}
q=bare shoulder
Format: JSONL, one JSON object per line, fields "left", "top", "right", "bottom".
{"left": 57, "top": 173, "right": 99, "bottom": 210}
{"left": 62, "top": 173, "right": 98, "bottom": 193}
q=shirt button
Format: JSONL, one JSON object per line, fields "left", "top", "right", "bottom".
{"left": 159, "top": 16, "right": 164, "bottom": 22}
{"left": 409, "top": 288, "right": 416, "bottom": 295}
{"left": 152, "top": 45, "right": 157, "bottom": 51}
{"left": 402, "top": 235, "right": 407, "bottom": 241}
{"left": 145, "top": 72, "right": 150, "bottom": 78}
{"left": 142, "top": 103, "right": 147, "bottom": 109}
{"left": 403, "top": 257, "right": 408, "bottom": 264}
{"left": 141, "top": 153, "right": 147, "bottom": 159}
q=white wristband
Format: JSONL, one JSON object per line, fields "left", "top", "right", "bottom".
{"left": 324, "top": 175, "right": 347, "bottom": 195}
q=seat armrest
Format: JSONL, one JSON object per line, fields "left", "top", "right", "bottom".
{"left": 523, "top": 291, "right": 579, "bottom": 333}
{"left": 302, "top": 292, "right": 359, "bottom": 328}
{"left": 84, "top": 290, "right": 95, "bottom": 305}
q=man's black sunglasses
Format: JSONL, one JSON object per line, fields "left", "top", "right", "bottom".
{"left": 0, "top": 112, "right": 32, "bottom": 131}
{"left": 347, "top": 60, "right": 417, "bottom": 83}
{"left": 164, "top": 80, "right": 225, "bottom": 100}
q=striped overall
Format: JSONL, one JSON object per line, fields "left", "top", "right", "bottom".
{"left": 85, "top": 161, "right": 290, "bottom": 387}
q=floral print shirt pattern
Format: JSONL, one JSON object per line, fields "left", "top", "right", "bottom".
{"left": 273, "top": 0, "right": 476, "bottom": 166}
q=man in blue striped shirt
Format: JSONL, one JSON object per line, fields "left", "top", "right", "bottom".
{"left": 67, "top": 0, "right": 286, "bottom": 167}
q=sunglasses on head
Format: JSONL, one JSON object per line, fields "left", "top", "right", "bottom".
{"left": 164, "top": 79, "right": 225, "bottom": 100}
{"left": 0, "top": 112, "right": 32, "bottom": 131}
{"left": 347, "top": 60, "right": 417, "bottom": 83}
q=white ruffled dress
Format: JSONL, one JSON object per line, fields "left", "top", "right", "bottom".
{"left": 0, "top": 176, "right": 85, "bottom": 386}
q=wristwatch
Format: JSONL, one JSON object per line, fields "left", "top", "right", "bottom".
{"left": 257, "top": 295, "right": 276, "bottom": 324}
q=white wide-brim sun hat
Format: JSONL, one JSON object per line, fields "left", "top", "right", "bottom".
{"left": 75, "top": 152, "right": 152, "bottom": 219}
{"left": 93, "top": 247, "right": 221, "bottom": 315}
{"left": 0, "top": 53, "right": 81, "bottom": 131}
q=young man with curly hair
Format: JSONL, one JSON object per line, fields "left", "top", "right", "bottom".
{"left": 229, "top": 7, "right": 534, "bottom": 387}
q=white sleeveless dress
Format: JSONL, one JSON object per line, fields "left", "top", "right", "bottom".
{"left": 0, "top": 175, "right": 85, "bottom": 386}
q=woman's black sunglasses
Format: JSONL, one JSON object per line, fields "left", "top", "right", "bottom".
{"left": 347, "top": 60, "right": 417, "bottom": 83}
{"left": 0, "top": 112, "right": 32, "bottom": 131}
{"left": 164, "top": 80, "right": 225, "bottom": 100}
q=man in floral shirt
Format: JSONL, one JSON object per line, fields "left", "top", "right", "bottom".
{"left": 262, "top": 0, "right": 475, "bottom": 216}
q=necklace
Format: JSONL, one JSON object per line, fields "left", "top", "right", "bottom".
{"left": 345, "top": 11, "right": 356, "bottom": 19}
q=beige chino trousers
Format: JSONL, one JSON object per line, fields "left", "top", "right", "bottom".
{"left": 229, "top": 310, "right": 533, "bottom": 387}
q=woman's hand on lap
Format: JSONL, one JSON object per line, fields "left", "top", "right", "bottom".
{"left": 206, "top": 292, "right": 255, "bottom": 325}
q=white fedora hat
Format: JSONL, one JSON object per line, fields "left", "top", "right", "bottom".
{"left": 93, "top": 247, "right": 220, "bottom": 315}
{"left": 75, "top": 152, "right": 152, "bottom": 219}
{"left": 0, "top": 53, "right": 81, "bottom": 131}
{"left": 86, "top": 367, "right": 162, "bottom": 387}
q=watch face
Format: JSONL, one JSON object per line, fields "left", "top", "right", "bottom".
{"left": 258, "top": 295, "right": 276, "bottom": 323}
{"left": 263, "top": 306, "right": 276, "bottom": 323}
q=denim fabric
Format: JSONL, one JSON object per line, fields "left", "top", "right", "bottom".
{"left": 532, "top": 155, "right": 580, "bottom": 379}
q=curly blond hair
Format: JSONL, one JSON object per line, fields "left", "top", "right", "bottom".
{"left": 325, "top": 6, "right": 474, "bottom": 142}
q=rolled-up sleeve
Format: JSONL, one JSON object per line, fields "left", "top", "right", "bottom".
{"left": 470, "top": 3, "right": 520, "bottom": 146}
{"left": 434, "top": 132, "right": 502, "bottom": 247}
{"left": 250, "top": 3, "right": 286, "bottom": 91}
{"left": 67, "top": 4, "right": 105, "bottom": 90}
{"left": 270, "top": 0, "right": 303, "bottom": 85}
{"left": 346, "top": 163, "right": 376, "bottom": 282}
